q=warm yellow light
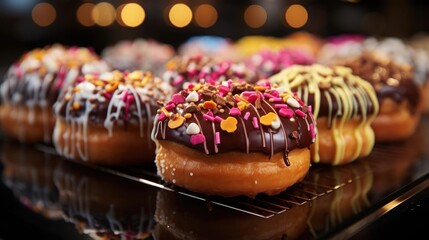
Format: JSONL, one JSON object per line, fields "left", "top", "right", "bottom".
{"left": 32, "top": 2, "right": 56, "bottom": 27}
{"left": 169, "top": 3, "right": 192, "bottom": 28}
{"left": 120, "top": 3, "right": 145, "bottom": 27}
{"left": 194, "top": 4, "right": 217, "bottom": 28}
{"left": 285, "top": 4, "right": 308, "bottom": 28}
{"left": 92, "top": 2, "right": 116, "bottom": 27}
{"left": 77, "top": 3, "right": 95, "bottom": 27}
{"left": 244, "top": 5, "right": 267, "bottom": 28}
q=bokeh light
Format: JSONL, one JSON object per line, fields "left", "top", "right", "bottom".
{"left": 244, "top": 5, "right": 267, "bottom": 28}
{"left": 169, "top": 3, "right": 192, "bottom": 28}
{"left": 32, "top": 2, "right": 56, "bottom": 27}
{"left": 285, "top": 4, "right": 308, "bottom": 28}
{"left": 119, "top": 3, "right": 145, "bottom": 27}
{"left": 194, "top": 4, "right": 217, "bottom": 28}
{"left": 77, "top": 3, "right": 95, "bottom": 27}
{"left": 92, "top": 2, "right": 116, "bottom": 27}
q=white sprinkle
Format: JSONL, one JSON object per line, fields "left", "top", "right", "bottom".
{"left": 287, "top": 97, "right": 300, "bottom": 108}
{"left": 186, "top": 123, "right": 200, "bottom": 135}
{"left": 186, "top": 90, "right": 199, "bottom": 102}
{"left": 254, "top": 180, "right": 258, "bottom": 184}
{"left": 172, "top": 179, "right": 176, "bottom": 183}
{"left": 271, "top": 117, "right": 281, "bottom": 129}
{"left": 190, "top": 172, "right": 194, "bottom": 176}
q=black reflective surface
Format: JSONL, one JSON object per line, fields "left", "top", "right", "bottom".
{"left": 1, "top": 114, "right": 429, "bottom": 240}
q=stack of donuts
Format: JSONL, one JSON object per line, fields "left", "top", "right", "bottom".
{"left": 0, "top": 31, "right": 427, "bottom": 198}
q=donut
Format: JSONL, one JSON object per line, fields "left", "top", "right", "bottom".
{"left": 54, "top": 156, "right": 158, "bottom": 239}
{"left": 101, "top": 38, "right": 176, "bottom": 75}
{"left": 151, "top": 81, "right": 317, "bottom": 197}
{"left": 245, "top": 48, "right": 315, "bottom": 79}
{"left": 162, "top": 55, "right": 257, "bottom": 91}
{"left": 53, "top": 70, "right": 173, "bottom": 166}
{"left": 269, "top": 64, "right": 379, "bottom": 165}
{"left": 154, "top": 189, "right": 310, "bottom": 240}
{"left": 2, "top": 141, "right": 61, "bottom": 219}
{"left": 317, "top": 34, "right": 366, "bottom": 65}
{"left": 0, "top": 44, "right": 110, "bottom": 144}
{"left": 337, "top": 52, "right": 422, "bottom": 142}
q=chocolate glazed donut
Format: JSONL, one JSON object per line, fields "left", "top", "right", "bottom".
{"left": 53, "top": 70, "right": 172, "bottom": 166}
{"left": 152, "top": 81, "right": 316, "bottom": 197}
{"left": 338, "top": 52, "right": 422, "bottom": 142}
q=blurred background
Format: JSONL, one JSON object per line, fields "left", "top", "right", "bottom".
{"left": 0, "top": 0, "right": 428, "bottom": 67}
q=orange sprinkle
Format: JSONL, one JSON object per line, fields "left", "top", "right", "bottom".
{"left": 65, "top": 94, "right": 71, "bottom": 101}
{"left": 92, "top": 80, "right": 105, "bottom": 87}
{"left": 184, "top": 113, "right": 192, "bottom": 119}
{"left": 260, "top": 112, "right": 278, "bottom": 126}
{"left": 253, "top": 85, "right": 266, "bottom": 91}
{"left": 203, "top": 100, "right": 217, "bottom": 109}
{"left": 220, "top": 116, "right": 238, "bottom": 133}
{"left": 168, "top": 115, "right": 185, "bottom": 129}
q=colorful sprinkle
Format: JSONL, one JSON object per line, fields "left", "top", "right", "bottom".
{"left": 252, "top": 117, "right": 259, "bottom": 129}
{"left": 203, "top": 113, "right": 215, "bottom": 122}
{"left": 260, "top": 112, "right": 278, "bottom": 127}
{"left": 186, "top": 90, "right": 199, "bottom": 102}
{"left": 220, "top": 116, "right": 238, "bottom": 133}
{"left": 168, "top": 115, "right": 185, "bottom": 129}
{"left": 203, "top": 100, "right": 217, "bottom": 109}
{"left": 215, "top": 132, "right": 220, "bottom": 144}
{"left": 186, "top": 122, "right": 200, "bottom": 135}
{"left": 214, "top": 116, "right": 224, "bottom": 123}
{"left": 243, "top": 112, "right": 250, "bottom": 120}
{"left": 279, "top": 108, "right": 294, "bottom": 118}
{"left": 190, "top": 133, "right": 206, "bottom": 145}
{"left": 286, "top": 97, "right": 300, "bottom": 108}
{"left": 171, "top": 93, "right": 185, "bottom": 104}
{"left": 295, "top": 109, "right": 306, "bottom": 117}
{"left": 229, "top": 107, "right": 241, "bottom": 116}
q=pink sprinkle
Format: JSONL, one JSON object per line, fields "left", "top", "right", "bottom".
{"left": 158, "top": 112, "right": 166, "bottom": 121}
{"left": 215, "top": 132, "right": 220, "bottom": 144}
{"left": 165, "top": 103, "right": 176, "bottom": 110}
{"left": 190, "top": 134, "right": 206, "bottom": 145}
{"left": 308, "top": 105, "right": 313, "bottom": 113}
{"left": 243, "top": 112, "right": 250, "bottom": 120}
{"left": 271, "top": 90, "right": 279, "bottom": 97}
{"left": 270, "top": 97, "right": 282, "bottom": 103}
{"left": 206, "top": 111, "right": 214, "bottom": 117}
{"left": 214, "top": 116, "right": 224, "bottom": 122}
{"left": 310, "top": 123, "right": 315, "bottom": 139}
{"left": 264, "top": 93, "right": 275, "bottom": 99}
{"left": 203, "top": 114, "right": 215, "bottom": 122}
{"left": 188, "top": 69, "right": 197, "bottom": 76}
{"left": 252, "top": 117, "right": 259, "bottom": 129}
{"left": 227, "top": 80, "right": 233, "bottom": 88}
{"left": 275, "top": 104, "right": 289, "bottom": 109}
{"left": 171, "top": 93, "right": 185, "bottom": 104}
{"left": 241, "top": 91, "right": 254, "bottom": 97}
{"left": 229, "top": 107, "right": 241, "bottom": 116}
{"left": 298, "top": 99, "right": 305, "bottom": 106}
{"left": 279, "top": 108, "right": 294, "bottom": 118}
{"left": 218, "top": 85, "right": 230, "bottom": 94}
{"left": 247, "top": 94, "right": 258, "bottom": 104}
{"left": 104, "top": 92, "right": 112, "bottom": 99}
{"left": 295, "top": 109, "right": 306, "bottom": 117}
{"left": 127, "top": 95, "right": 135, "bottom": 102}
{"left": 173, "top": 76, "right": 184, "bottom": 85}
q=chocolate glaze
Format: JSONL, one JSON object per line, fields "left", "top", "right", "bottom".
{"left": 152, "top": 81, "right": 316, "bottom": 163}
{"left": 339, "top": 52, "right": 421, "bottom": 112}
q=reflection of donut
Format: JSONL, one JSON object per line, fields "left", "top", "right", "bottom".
{"left": 269, "top": 64, "right": 379, "bottom": 165}
{"left": 54, "top": 159, "right": 158, "bottom": 239}
{"left": 152, "top": 81, "right": 316, "bottom": 197}
{"left": 154, "top": 189, "right": 309, "bottom": 240}
{"left": 0, "top": 44, "right": 110, "bottom": 144}
{"left": 1, "top": 141, "right": 61, "bottom": 219}
{"left": 338, "top": 52, "right": 422, "bottom": 142}
{"left": 305, "top": 160, "right": 373, "bottom": 237}
{"left": 53, "top": 70, "right": 173, "bottom": 166}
